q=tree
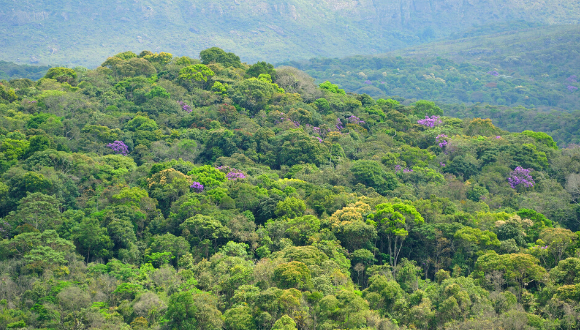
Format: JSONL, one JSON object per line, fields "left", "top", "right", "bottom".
{"left": 165, "top": 291, "right": 197, "bottom": 330}
{"left": 148, "top": 233, "right": 190, "bottom": 266}
{"left": 275, "top": 197, "right": 306, "bottom": 219}
{"left": 319, "top": 81, "right": 345, "bottom": 95}
{"left": 351, "top": 160, "right": 398, "bottom": 195}
{"left": 272, "top": 129, "right": 328, "bottom": 168}
{"left": 550, "top": 257, "right": 580, "bottom": 285}
{"left": 246, "top": 61, "right": 276, "bottom": 79}
{"left": 368, "top": 203, "right": 424, "bottom": 270}
{"left": 147, "top": 169, "right": 193, "bottom": 214}
{"left": 521, "top": 130, "right": 558, "bottom": 149}
{"left": 73, "top": 217, "right": 112, "bottom": 261}
{"left": 44, "top": 67, "right": 77, "bottom": 84}
{"left": 540, "top": 227, "right": 577, "bottom": 266}
{"left": 180, "top": 214, "right": 231, "bottom": 251}
{"left": 0, "top": 84, "right": 18, "bottom": 103}
{"left": 200, "top": 47, "right": 242, "bottom": 68}
{"left": 413, "top": 100, "right": 443, "bottom": 117}
{"left": 273, "top": 261, "right": 311, "bottom": 289}
{"left": 475, "top": 251, "right": 546, "bottom": 292}
{"left": 232, "top": 78, "right": 277, "bottom": 113}
{"left": 25, "top": 135, "right": 51, "bottom": 157}
{"left": 223, "top": 305, "right": 255, "bottom": 330}
{"left": 187, "top": 165, "right": 227, "bottom": 187}
{"left": 6, "top": 192, "right": 62, "bottom": 231}
{"left": 272, "top": 315, "right": 297, "bottom": 330}
{"left": 178, "top": 64, "right": 215, "bottom": 87}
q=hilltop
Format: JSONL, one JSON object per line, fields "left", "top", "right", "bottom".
{"left": 1, "top": 0, "right": 580, "bottom": 67}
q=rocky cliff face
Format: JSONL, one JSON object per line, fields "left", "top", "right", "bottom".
{"left": 0, "top": 0, "right": 578, "bottom": 67}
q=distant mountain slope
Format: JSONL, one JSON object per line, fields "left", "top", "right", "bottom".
{"left": 0, "top": 61, "right": 50, "bottom": 81}
{"left": 1, "top": 0, "right": 580, "bottom": 67}
{"left": 285, "top": 25, "right": 580, "bottom": 111}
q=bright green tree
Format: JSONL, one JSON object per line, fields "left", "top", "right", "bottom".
{"left": 368, "top": 203, "right": 424, "bottom": 270}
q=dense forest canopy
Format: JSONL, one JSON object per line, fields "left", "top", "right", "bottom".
{"left": 1, "top": 48, "right": 580, "bottom": 329}
{"left": 285, "top": 25, "right": 580, "bottom": 147}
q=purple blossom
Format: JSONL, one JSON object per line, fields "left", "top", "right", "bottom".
{"left": 495, "top": 136, "right": 501, "bottom": 139}
{"left": 316, "top": 137, "right": 323, "bottom": 143}
{"left": 178, "top": 101, "right": 193, "bottom": 113}
{"left": 507, "top": 166, "right": 535, "bottom": 189}
{"left": 395, "top": 165, "right": 402, "bottom": 172}
{"left": 440, "top": 162, "right": 446, "bottom": 167}
{"left": 417, "top": 116, "right": 442, "bottom": 128}
{"left": 220, "top": 166, "right": 247, "bottom": 180}
{"left": 364, "top": 80, "right": 372, "bottom": 85}
{"left": 436, "top": 134, "right": 448, "bottom": 148}
{"left": 227, "top": 172, "right": 246, "bottom": 180}
{"left": 336, "top": 118, "right": 344, "bottom": 131}
{"left": 293, "top": 121, "right": 300, "bottom": 128}
{"left": 107, "top": 141, "right": 129, "bottom": 155}
{"left": 403, "top": 168, "right": 413, "bottom": 173}
{"left": 381, "top": 81, "right": 386, "bottom": 84}
{"left": 190, "top": 182, "right": 204, "bottom": 192}
{"left": 488, "top": 71, "right": 500, "bottom": 76}
{"left": 347, "top": 115, "right": 365, "bottom": 125}
{"left": 568, "top": 85, "right": 578, "bottom": 92}
{"left": 567, "top": 75, "right": 578, "bottom": 83}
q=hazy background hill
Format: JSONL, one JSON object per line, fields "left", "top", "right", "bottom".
{"left": 1, "top": 0, "right": 580, "bottom": 67}
{"left": 286, "top": 25, "right": 580, "bottom": 111}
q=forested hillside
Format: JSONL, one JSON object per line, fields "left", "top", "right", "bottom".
{"left": 2, "top": 48, "right": 580, "bottom": 329}
{"left": 2, "top": 0, "right": 580, "bottom": 67}
{"left": 0, "top": 61, "right": 50, "bottom": 81}
{"left": 286, "top": 25, "right": 580, "bottom": 111}
{"left": 442, "top": 104, "right": 580, "bottom": 147}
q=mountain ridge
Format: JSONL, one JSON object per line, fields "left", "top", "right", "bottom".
{"left": 1, "top": 0, "right": 579, "bottom": 67}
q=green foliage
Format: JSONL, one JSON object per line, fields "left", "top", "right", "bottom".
{"left": 246, "top": 61, "right": 276, "bottom": 79}
{"left": 179, "top": 64, "right": 215, "bottom": 83}
{"left": 187, "top": 165, "right": 227, "bottom": 188}
{"left": 319, "top": 81, "right": 345, "bottom": 95}
{"left": 200, "top": 47, "right": 242, "bottom": 68}
{"left": 0, "top": 47, "right": 578, "bottom": 329}
{"left": 165, "top": 291, "right": 198, "bottom": 330}
{"left": 413, "top": 100, "right": 443, "bottom": 117}
{"left": 232, "top": 78, "right": 277, "bottom": 113}
{"left": 44, "top": 67, "right": 77, "bottom": 84}
{"left": 521, "top": 130, "right": 558, "bottom": 149}
{"left": 350, "top": 160, "right": 398, "bottom": 194}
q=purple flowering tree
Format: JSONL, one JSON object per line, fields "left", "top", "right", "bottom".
{"left": 508, "top": 166, "right": 535, "bottom": 189}
{"left": 568, "top": 85, "right": 578, "bottom": 92}
{"left": 190, "top": 182, "right": 204, "bottom": 192}
{"left": 417, "top": 116, "right": 442, "bottom": 128}
{"left": 107, "top": 141, "right": 129, "bottom": 155}
{"left": 436, "top": 134, "right": 448, "bottom": 148}
{"left": 178, "top": 101, "right": 193, "bottom": 113}
{"left": 335, "top": 118, "right": 344, "bottom": 131}
{"left": 347, "top": 115, "right": 365, "bottom": 125}
{"left": 217, "top": 166, "right": 247, "bottom": 180}
{"left": 227, "top": 172, "right": 246, "bottom": 180}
